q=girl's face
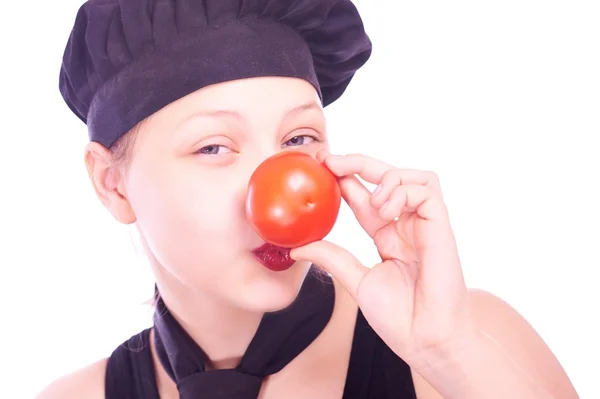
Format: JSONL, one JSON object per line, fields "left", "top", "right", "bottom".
{"left": 115, "top": 77, "right": 329, "bottom": 312}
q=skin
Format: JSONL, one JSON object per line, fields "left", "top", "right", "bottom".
{"left": 36, "top": 76, "right": 579, "bottom": 398}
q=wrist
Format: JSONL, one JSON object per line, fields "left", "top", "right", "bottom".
{"left": 411, "top": 327, "right": 486, "bottom": 397}
{"left": 408, "top": 322, "right": 483, "bottom": 385}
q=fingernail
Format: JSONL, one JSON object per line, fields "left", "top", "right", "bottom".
{"left": 316, "top": 149, "right": 329, "bottom": 160}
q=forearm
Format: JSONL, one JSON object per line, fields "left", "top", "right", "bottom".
{"left": 412, "top": 329, "right": 555, "bottom": 399}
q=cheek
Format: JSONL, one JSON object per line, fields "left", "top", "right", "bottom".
{"left": 127, "top": 162, "right": 247, "bottom": 276}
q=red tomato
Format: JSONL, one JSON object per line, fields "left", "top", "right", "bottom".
{"left": 245, "top": 151, "right": 341, "bottom": 248}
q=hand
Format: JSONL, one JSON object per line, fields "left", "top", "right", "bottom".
{"left": 290, "top": 151, "right": 478, "bottom": 368}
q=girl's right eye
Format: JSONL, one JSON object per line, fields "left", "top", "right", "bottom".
{"left": 194, "top": 144, "right": 233, "bottom": 155}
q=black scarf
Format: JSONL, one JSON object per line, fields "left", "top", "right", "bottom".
{"left": 153, "top": 267, "right": 335, "bottom": 398}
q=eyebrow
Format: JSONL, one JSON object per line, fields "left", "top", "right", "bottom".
{"left": 177, "top": 100, "right": 323, "bottom": 129}
{"left": 283, "top": 101, "right": 323, "bottom": 118}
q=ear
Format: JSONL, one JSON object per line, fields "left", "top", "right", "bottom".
{"left": 83, "top": 141, "right": 136, "bottom": 224}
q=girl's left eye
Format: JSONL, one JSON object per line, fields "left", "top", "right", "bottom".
{"left": 195, "top": 144, "right": 233, "bottom": 155}
{"left": 282, "top": 135, "right": 318, "bottom": 147}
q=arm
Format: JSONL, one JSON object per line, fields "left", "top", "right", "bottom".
{"left": 412, "top": 289, "right": 579, "bottom": 399}
{"left": 35, "top": 358, "right": 107, "bottom": 399}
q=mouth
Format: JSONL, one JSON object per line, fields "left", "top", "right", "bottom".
{"left": 251, "top": 242, "right": 295, "bottom": 271}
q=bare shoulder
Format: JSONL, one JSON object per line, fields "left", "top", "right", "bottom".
{"left": 411, "top": 288, "right": 579, "bottom": 399}
{"left": 467, "top": 288, "right": 578, "bottom": 397}
{"left": 35, "top": 358, "right": 107, "bottom": 399}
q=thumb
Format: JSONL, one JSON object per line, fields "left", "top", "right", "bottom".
{"left": 291, "top": 240, "right": 369, "bottom": 299}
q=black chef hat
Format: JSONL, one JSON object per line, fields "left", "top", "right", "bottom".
{"left": 59, "top": 0, "right": 372, "bottom": 148}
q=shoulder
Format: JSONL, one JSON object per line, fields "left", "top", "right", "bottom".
{"left": 411, "top": 290, "right": 531, "bottom": 397}
{"left": 34, "top": 358, "right": 107, "bottom": 399}
{"left": 412, "top": 288, "right": 580, "bottom": 399}
{"left": 467, "top": 287, "right": 556, "bottom": 346}
{"left": 458, "top": 289, "right": 577, "bottom": 397}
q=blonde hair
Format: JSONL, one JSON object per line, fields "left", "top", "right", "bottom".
{"left": 110, "top": 123, "right": 141, "bottom": 170}
{"left": 109, "top": 113, "right": 153, "bottom": 170}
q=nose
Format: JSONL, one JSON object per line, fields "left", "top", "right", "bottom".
{"left": 248, "top": 148, "right": 279, "bottom": 175}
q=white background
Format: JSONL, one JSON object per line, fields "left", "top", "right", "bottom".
{"left": 1, "top": 0, "right": 598, "bottom": 398}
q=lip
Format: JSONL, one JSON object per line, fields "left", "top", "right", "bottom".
{"left": 251, "top": 243, "right": 295, "bottom": 271}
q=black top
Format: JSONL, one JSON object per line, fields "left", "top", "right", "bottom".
{"left": 105, "top": 311, "right": 417, "bottom": 398}
{"left": 105, "top": 272, "right": 416, "bottom": 398}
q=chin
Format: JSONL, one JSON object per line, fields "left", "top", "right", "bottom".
{"left": 235, "top": 259, "right": 313, "bottom": 313}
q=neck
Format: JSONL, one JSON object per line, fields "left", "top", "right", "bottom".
{"left": 154, "top": 273, "right": 263, "bottom": 370}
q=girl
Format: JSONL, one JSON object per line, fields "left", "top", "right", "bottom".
{"left": 39, "top": 0, "right": 578, "bottom": 397}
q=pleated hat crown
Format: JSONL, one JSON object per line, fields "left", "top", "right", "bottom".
{"left": 59, "top": 0, "right": 372, "bottom": 148}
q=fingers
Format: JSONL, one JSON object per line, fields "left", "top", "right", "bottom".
{"left": 338, "top": 175, "right": 388, "bottom": 237}
{"left": 371, "top": 169, "right": 404, "bottom": 208}
{"left": 377, "top": 185, "right": 449, "bottom": 222}
{"left": 324, "top": 154, "right": 392, "bottom": 184}
{"left": 316, "top": 148, "right": 329, "bottom": 162}
{"left": 290, "top": 240, "right": 369, "bottom": 300}
{"left": 325, "top": 154, "right": 442, "bottom": 193}
{"left": 318, "top": 150, "right": 389, "bottom": 236}
{"left": 319, "top": 152, "right": 447, "bottom": 236}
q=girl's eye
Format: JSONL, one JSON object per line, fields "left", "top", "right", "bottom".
{"left": 195, "top": 144, "right": 233, "bottom": 155}
{"left": 282, "top": 135, "right": 318, "bottom": 147}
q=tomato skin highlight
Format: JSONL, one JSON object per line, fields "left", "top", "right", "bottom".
{"left": 245, "top": 152, "right": 341, "bottom": 248}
